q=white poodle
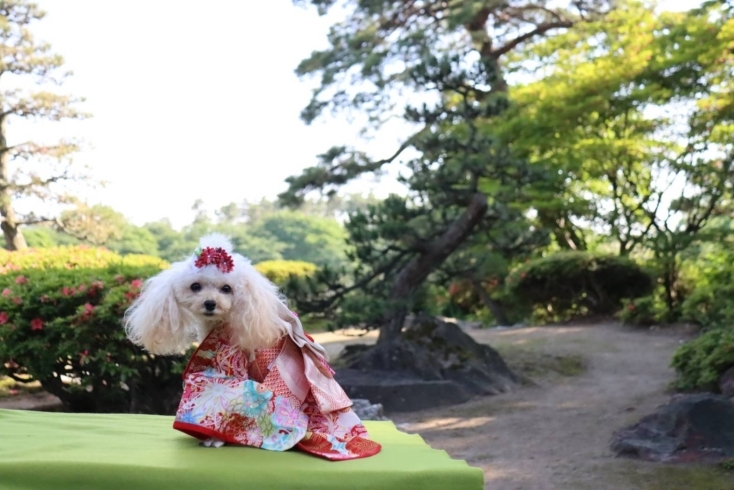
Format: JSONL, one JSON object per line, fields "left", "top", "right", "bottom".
{"left": 123, "top": 233, "right": 380, "bottom": 459}
{"left": 124, "top": 233, "right": 290, "bottom": 359}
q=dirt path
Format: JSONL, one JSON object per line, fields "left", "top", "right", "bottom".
{"left": 374, "top": 323, "right": 734, "bottom": 490}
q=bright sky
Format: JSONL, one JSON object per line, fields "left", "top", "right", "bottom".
{"left": 10, "top": 0, "right": 701, "bottom": 229}
{"left": 10, "top": 0, "right": 403, "bottom": 229}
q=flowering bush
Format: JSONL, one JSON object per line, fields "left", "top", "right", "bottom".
{"left": 0, "top": 247, "right": 187, "bottom": 414}
{"left": 617, "top": 295, "right": 667, "bottom": 327}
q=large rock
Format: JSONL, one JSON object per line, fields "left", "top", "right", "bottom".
{"left": 335, "top": 314, "right": 519, "bottom": 412}
{"left": 350, "top": 398, "right": 388, "bottom": 421}
{"left": 611, "top": 394, "right": 734, "bottom": 462}
{"left": 719, "top": 366, "right": 734, "bottom": 397}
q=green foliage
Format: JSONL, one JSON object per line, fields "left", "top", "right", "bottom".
{"left": 106, "top": 225, "right": 159, "bottom": 256}
{"left": 0, "top": 246, "right": 180, "bottom": 413}
{"left": 23, "top": 226, "right": 80, "bottom": 248}
{"left": 679, "top": 244, "right": 734, "bottom": 328}
{"left": 253, "top": 211, "right": 348, "bottom": 267}
{"left": 719, "top": 458, "right": 734, "bottom": 472}
{"left": 502, "top": 0, "right": 734, "bottom": 263}
{"left": 254, "top": 260, "right": 318, "bottom": 286}
{"left": 0, "top": 245, "right": 166, "bottom": 273}
{"left": 507, "top": 251, "right": 652, "bottom": 322}
{"left": 142, "top": 220, "right": 196, "bottom": 263}
{"left": 672, "top": 328, "right": 734, "bottom": 392}
{"left": 59, "top": 204, "right": 128, "bottom": 246}
{"left": 617, "top": 295, "right": 667, "bottom": 327}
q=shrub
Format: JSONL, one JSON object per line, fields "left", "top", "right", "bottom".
{"left": 254, "top": 260, "right": 318, "bottom": 286}
{"left": 0, "top": 245, "right": 166, "bottom": 273}
{"left": 672, "top": 328, "right": 734, "bottom": 392}
{"left": 617, "top": 295, "right": 667, "bottom": 327}
{"left": 0, "top": 246, "right": 184, "bottom": 414}
{"left": 506, "top": 251, "right": 653, "bottom": 322}
{"left": 679, "top": 249, "right": 734, "bottom": 328}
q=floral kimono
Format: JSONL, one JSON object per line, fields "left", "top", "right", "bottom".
{"left": 173, "top": 324, "right": 381, "bottom": 461}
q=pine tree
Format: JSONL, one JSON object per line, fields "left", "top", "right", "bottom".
{"left": 0, "top": 1, "right": 88, "bottom": 250}
{"left": 282, "top": 0, "right": 610, "bottom": 344}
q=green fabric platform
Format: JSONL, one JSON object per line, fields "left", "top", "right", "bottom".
{"left": 0, "top": 409, "right": 483, "bottom": 490}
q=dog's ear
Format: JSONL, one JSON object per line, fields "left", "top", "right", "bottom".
{"left": 229, "top": 264, "right": 287, "bottom": 352}
{"left": 124, "top": 266, "right": 193, "bottom": 355}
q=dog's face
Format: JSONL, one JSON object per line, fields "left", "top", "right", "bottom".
{"left": 173, "top": 270, "right": 235, "bottom": 324}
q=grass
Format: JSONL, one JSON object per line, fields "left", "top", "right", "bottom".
{"left": 301, "top": 316, "right": 332, "bottom": 333}
{"left": 618, "top": 463, "right": 734, "bottom": 490}
{"left": 494, "top": 342, "right": 588, "bottom": 382}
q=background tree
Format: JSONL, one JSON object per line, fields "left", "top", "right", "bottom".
{"left": 0, "top": 0, "right": 88, "bottom": 250}
{"left": 57, "top": 203, "right": 126, "bottom": 246}
{"left": 500, "top": 0, "right": 734, "bottom": 315}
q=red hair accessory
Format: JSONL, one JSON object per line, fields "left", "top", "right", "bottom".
{"left": 194, "top": 247, "right": 234, "bottom": 273}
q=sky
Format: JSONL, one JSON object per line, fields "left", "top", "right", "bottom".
{"left": 11, "top": 0, "right": 405, "bottom": 229}
{"left": 9, "top": 0, "right": 702, "bottom": 229}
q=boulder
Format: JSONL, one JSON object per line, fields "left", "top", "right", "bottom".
{"left": 336, "top": 314, "right": 519, "bottom": 412}
{"left": 611, "top": 394, "right": 734, "bottom": 463}
{"left": 350, "top": 398, "right": 388, "bottom": 421}
{"left": 719, "top": 366, "right": 734, "bottom": 397}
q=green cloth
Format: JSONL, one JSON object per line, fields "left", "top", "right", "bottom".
{"left": 0, "top": 409, "right": 483, "bottom": 490}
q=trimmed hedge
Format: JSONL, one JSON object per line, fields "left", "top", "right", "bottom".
{"left": 506, "top": 251, "right": 653, "bottom": 321}
{"left": 0, "top": 245, "right": 166, "bottom": 272}
{"left": 254, "top": 260, "right": 318, "bottom": 286}
{"left": 0, "top": 246, "right": 182, "bottom": 413}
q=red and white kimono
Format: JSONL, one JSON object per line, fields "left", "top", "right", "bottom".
{"left": 173, "top": 323, "right": 381, "bottom": 460}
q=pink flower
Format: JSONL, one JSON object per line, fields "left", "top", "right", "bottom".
{"left": 0, "top": 312, "right": 7, "bottom": 324}
{"left": 77, "top": 284, "right": 87, "bottom": 293}
{"left": 12, "top": 297, "right": 22, "bottom": 305}
{"left": 131, "top": 279, "right": 143, "bottom": 289}
{"left": 2, "top": 288, "right": 11, "bottom": 297}
{"left": 84, "top": 303, "right": 95, "bottom": 314}
{"left": 14, "top": 276, "right": 28, "bottom": 285}
{"left": 30, "top": 318, "right": 44, "bottom": 331}
{"left": 91, "top": 281, "right": 104, "bottom": 290}
{"left": 61, "top": 287, "right": 72, "bottom": 296}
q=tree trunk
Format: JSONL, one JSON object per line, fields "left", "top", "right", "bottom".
{"left": 470, "top": 279, "right": 510, "bottom": 326}
{"left": 378, "top": 192, "right": 489, "bottom": 345}
{"left": 661, "top": 258, "right": 679, "bottom": 321}
{"left": 0, "top": 115, "right": 27, "bottom": 250}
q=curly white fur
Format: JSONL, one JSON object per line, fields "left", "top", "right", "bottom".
{"left": 124, "top": 234, "right": 289, "bottom": 356}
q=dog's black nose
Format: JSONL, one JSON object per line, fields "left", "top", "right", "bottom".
{"left": 204, "top": 300, "right": 217, "bottom": 311}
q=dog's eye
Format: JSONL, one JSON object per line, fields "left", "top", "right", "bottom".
{"left": 221, "top": 285, "right": 232, "bottom": 294}
{"left": 190, "top": 283, "right": 202, "bottom": 292}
